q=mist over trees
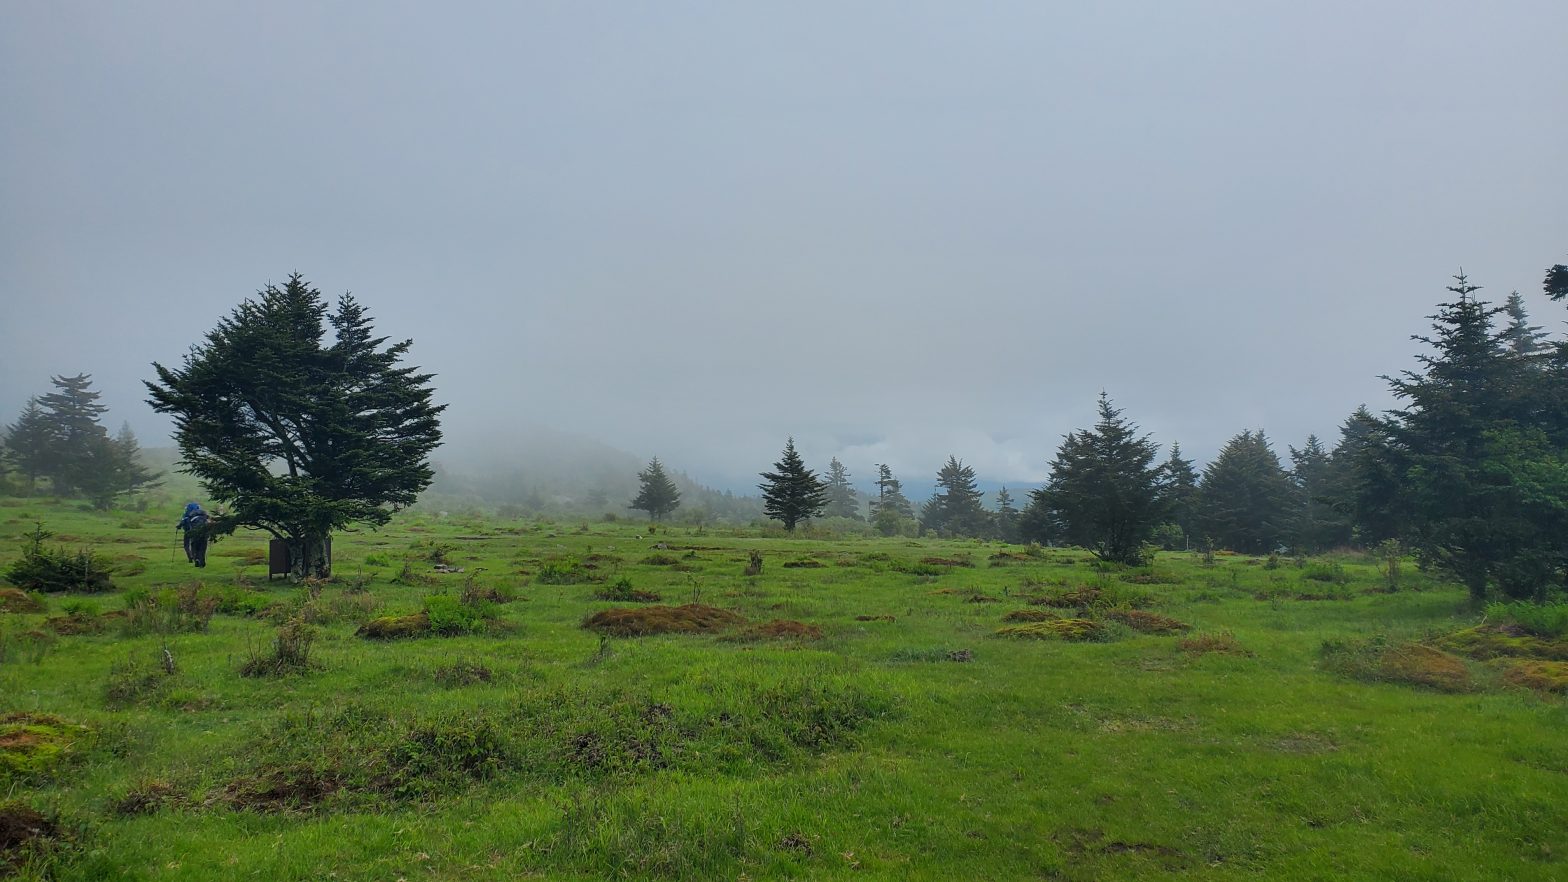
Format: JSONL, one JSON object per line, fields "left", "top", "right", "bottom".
{"left": 1, "top": 374, "right": 159, "bottom": 507}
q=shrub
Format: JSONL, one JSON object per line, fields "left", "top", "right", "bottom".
{"left": 594, "top": 579, "right": 661, "bottom": 603}
{"left": 1301, "top": 563, "right": 1351, "bottom": 584}
{"left": 4, "top": 524, "right": 115, "bottom": 593}
{"left": 423, "top": 594, "right": 489, "bottom": 635}
{"left": 240, "top": 619, "right": 318, "bottom": 677}
{"left": 1484, "top": 602, "right": 1568, "bottom": 639}
{"left": 105, "top": 652, "right": 175, "bottom": 708}
{"left": 357, "top": 611, "right": 431, "bottom": 640}
{"left": 118, "top": 584, "right": 217, "bottom": 636}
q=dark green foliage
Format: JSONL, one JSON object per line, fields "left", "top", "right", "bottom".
{"left": 1544, "top": 260, "right": 1568, "bottom": 302}
{"left": 993, "top": 486, "right": 1020, "bottom": 544}
{"left": 628, "top": 456, "right": 681, "bottom": 521}
{"left": 3, "top": 376, "right": 159, "bottom": 507}
{"left": 1288, "top": 434, "right": 1347, "bottom": 553}
{"left": 868, "top": 464, "right": 916, "bottom": 536}
{"left": 3, "top": 524, "right": 115, "bottom": 593}
{"left": 1363, "top": 273, "right": 1567, "bottom": 602}
{"left": 921, "top": 456, "right": 990, "bottom": 538}
{"left": 758, "top": 438, "right": 827, "bottom": 532}
{"left": 1, "top": 400, "right": 52, "bottom": 493}
{"left": 1198, "top": 430, "right": 1295, "bottom": 554}
{"left": 422, "top": 593, "right": 491, "bottom": 634}
{"left": 1026, "top": 394, "right": 1167, "bottom": 565}
{"left": 146, "top": 274, "right": 445, "bottom": 577}
{"left": 1485, "top": 601, "right": 1568, "bottom": 639}
{"left": 1157, "top": 443, "right": 1199, "bottom": 546}
{"left": 822, "top": 457, "right": 861, "bottom": 520}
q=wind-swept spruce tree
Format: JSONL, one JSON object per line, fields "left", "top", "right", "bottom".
{"left": 1031, "top": 393, "right": 1166, "bottom": 564}
{"left": 37, "top": 373, "right": 111, "bottom": 496}
{"left": 628, "top": 456, "right": 681, "bottom": 521}
{"left": 822, "top": 457, "right": 861, "bottom": 520}
{"left": 1197, "top": 430, "right": 1295, "bottom": 554}
{"left": 993, "top": 487, "right": 1020, "bottom": 543}
{"left": 758, "top": 437, "right": 827, "bottom": 532}
{"left": 922, "top": 456, "right": 989, "bottom": 537}
{"left": 146, "top": 274, "right": 444, "bottom": 577}
{"left": 869, "top": 463, "right": 916, "bottom": 536}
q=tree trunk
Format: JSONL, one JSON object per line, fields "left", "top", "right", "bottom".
{"left": 287, "top": 533, "right": 332, "bottom": 578}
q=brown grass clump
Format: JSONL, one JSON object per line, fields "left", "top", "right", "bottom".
{"left": 0, "top": 588, "right": 42, "bottom": 614}
{"left": 781, "top": 559, "right": 825, "bottom": 569}
{"left": 642, "top": 554, "right": 681, "bottom": 566}
{"left": 733, "top": 619, "right": 824, "bottom": 641}
{"left": 1001, "top": 609, "right": 1058, "bottom": 623}
{"left": 995, "top": 619, "right": 1107, "bottom": 642}
{"left": 1178, "top": 632, "right": 1251, "bottom": 656}
{"left": 44, "top": 613, "right": 105, "bottom": 635}
{"left": 1030, "top": 587, "right": 1105, "bottom": 609}
{"left": 582, "top": 604, "right": 744, "bottom": 637}
{"left": 921, "top": 556, "right": 974, "bottom": 567}
{"left": 1501, "top": 660, "right": 1568, "bottom": 694}
{"left": 112, "top": 779, "right": 184, "bottom": 816}
{"left": 1103, "top": 609, "right": 1191, "bottom": 634}
{"left": 962, "top": 593, "right": 1001, "bottom": 604}
{"left": 854, "top": 614, "right": 896, "bottom": 623}
{"left": 356, "top": 611, "right": 432, "bottom": 640}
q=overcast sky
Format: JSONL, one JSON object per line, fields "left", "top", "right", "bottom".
{"left": 3, "top": 1, "right": 1565, "bottom": 492}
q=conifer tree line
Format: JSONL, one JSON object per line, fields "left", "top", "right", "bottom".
{"left": 1, "top": 373, "right": 159, "bottom": 508}
{"left": 738, "top": 255, "right": 1568, "bottom": 603}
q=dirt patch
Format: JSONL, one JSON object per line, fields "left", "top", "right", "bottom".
{"left": 777, "top": 831, "right": 814, "bottom": 856}
{"left": 1435, "top": 625, "right": 1568, "bottom": 661}
{"left": 946, "top": 649, "right": 974, "bottom": 662}
{"left": 0, "top": 588, "right": 42, "bottom": 613}
{"left": 854, "top": 614, "right": 896, "bottom": 623}
{"left": 733, "top": 620, "right": 823, "bottom": 641}
{"left": 221, "top": 765, "right": 342, "bottom": 812}
{"left": 1054, "top": 827, "right": 1191, "bottom": 870}
{"left": 995, "top": 619, "right": 1107, "bottom": 642}
{"left": 920, "top": 556, "right": 973, "bottom": 567}
{"left": 356, "top": 611, "right": 432, "bottom": 639}
{"left": 963, "top": 593, "right": 1002, "bottom": 604}
{"left": 1103, "top": 609, "right": 1191, "bottom": 634}
{"left": 1502, "top": 660, "right": 1568, "bottom": 694}
{"left": 0, "top": 802, "right": 60, "bottom": 866}
{"left": 44, "top": 613, "right": 106, "bottom": 635}
{"left": 642, "top": 554, "right": 681, "bottom": 566}
{"left": 1178, "top": 632, "right": 1251, "bottom": 656}
{"left": 1001, "top": 609, "right": 1058, "bottom": 623}
{"left": 582, "top": 604, "right": 744, "bottom": 637}
{"left": 781, "top": 559, "right": 825, "bottom": 569}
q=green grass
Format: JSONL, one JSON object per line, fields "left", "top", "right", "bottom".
{"left": 0, "top": 497, "right": 1565, "bottom": 880}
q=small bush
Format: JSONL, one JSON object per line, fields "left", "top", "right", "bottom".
{"left": 537, "top": 559, "right": 596, "bottom": 584}
{"left": 642, "top": 554, "right": 680, "bottom": 566}
{"left": 240, "top": 619, "right": 318, "bottom": 677}
{"left": 594, "top": 579, "right": 661, "bottom": 603}
{"left": 1302, "top": 563, "right": 1351, "bottom": 584}
{"left": 118, "top": 584, "right": 217, "bottom": 636}
{"left": 4, "top": 524, "right": 115, "bottom": 593}
{"left": 423, "top": 594, "right": 490, "bottom": 635}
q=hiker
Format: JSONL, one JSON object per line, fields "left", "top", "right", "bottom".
{"left": 176, "top": 502, "right": 210, "bottom": 568}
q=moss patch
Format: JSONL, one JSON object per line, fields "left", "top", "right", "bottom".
{"left": 582, "top": 604, "right": 745, "bottom": 637}
{"left": 356, "top": 611, "right": 432, "bottom": 640}
{"left": 1501, "top": 660, "right": 1568, "bottom": 695}
{"left": 1001, "top": 609, "right": 1058, "bottom": 623}
{"left": 1321, "top": 640, "right": 1472, "bottom": 692}
{"left": 1178, "top": 632, "right": 1251, "bottom": 656}
{"left": 1434, "top": 625, "right": 1568, "bottom": 661}
{"left": 0, "top": 712, "right": 87, "bottom": 778}
{"left": 995, "top": 618, "right": 1108, "bottom": 642}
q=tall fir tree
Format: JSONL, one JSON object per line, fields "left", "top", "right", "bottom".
{"left": 628, "top": 456, "right": 681, "bottom": 521}
{"left": 1366, "top": 272, "right": 1563, "bottom": 602}
{"left": 1197, "top": 429, "right": 1296, "bottom": 554}
{"left": 75, "top": 422, "right": 161, "bottom": 510}
{"left": 869, "top": 463, "right": 915, "bottom": 536}
{"left": 2, "top": 399, "right": 53, "bottom": 494}
{"left": 1500, "top": 291, "right": 1548, "bottom": 358}
{"left": 37, "top": 373, "right": 112, "bottom": 495}
{"left": 758, "top": 438, "right": 827, "bottom": 532}
{"left": 1156, "top": 443, "right": 1200, "bottom": 546}
{"left": 1288, "top": 434, "right": 1343, "bottom": 553}
{"left": 822, "top": 457, "right": 862, "bottom": 520}
{"left": 1034, "top": 393, "right": 1167, "bottom": 565}
{"left": 993, "top": 486, "right": 1020, "bottom": 543}
{"left": 921, "top": 456, "right": 989, "bottom": 537}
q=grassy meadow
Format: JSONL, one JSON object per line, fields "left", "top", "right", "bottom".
{"left": 1, "top": 497, "right": 1566, "bottom": 881}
